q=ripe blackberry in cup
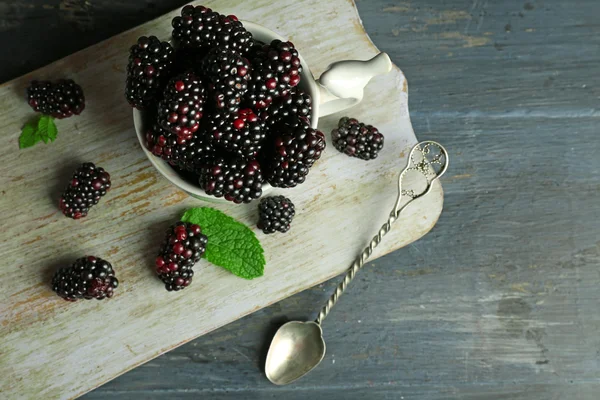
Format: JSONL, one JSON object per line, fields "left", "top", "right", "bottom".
{"left": 27, "top": 79, "right": 85, "bottom": 119}
{"left": 201, "top": 48, "right": 251, "bottom": 112}
{"left": 157, "top": 71, "right": 206, "bottom": 139}
{"left": 125, "top": 36, "right": 175, "bottom": 109}
{"left": 332, "top": 117, "right": 384, "bottom": 160}
{"left": 250, "top": 39, "right": 302, "bottom": 97}
{"left": 52, "top": 256, "right": 118, "bottom": 301}
{"left": 145, "top": 123, "right": 216, "bottom": 173}
{"left": 261, "top": 89, "right": 312, "bottom": 129}
{"left": 171, "top": 5, "right": 252, "bottom": 55}
{"left": 155, "top": 222, "right": 208, "bottom": 291}
{"left": 59, "top": 163, "right": 111, "bottom": 219}
{"left": 205, "top": 108, "right": 265, "bottom": 160}
{"left": 263, "top": 125, "right": 326, "bottom": 188}
{"left": 199, "top": 156, "right": 264, "bottom": 203}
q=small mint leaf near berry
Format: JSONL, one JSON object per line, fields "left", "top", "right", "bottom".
{"left": 18, "top": 115, "right": 58, "bottom": 149}
{"left": 19, "top": 120, "right": 41, "bottom": 149}
{"left": 181, "top": 207, "right": 265, "bottom": 280}
{"left": 37, "top": 115, "right": 57, "bottom": 143}
{"left": 52, "top": 256, "right": 118, "bottom": 301}
{"left": 59, "top": 163, "right": 111, "bottom": 219}
{"left": 155, "top": 222, "right": 208, "bottom": 291}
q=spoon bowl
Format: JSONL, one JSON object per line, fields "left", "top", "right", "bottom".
{"left": 265, "top": 321, "right": 326, "bottom": 385}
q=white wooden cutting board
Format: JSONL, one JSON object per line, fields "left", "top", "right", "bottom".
{"left": 0, "top": 0, "right": 443, "bottom": 398}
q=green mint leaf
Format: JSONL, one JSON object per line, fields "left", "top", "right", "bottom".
{"left": 37, "top": 115, "right": 57, "bottom": 143}
{"left": 19, "top": 120, "right": 41, "bottom": 149}
{"left": 181, "top": 207, "right": 265, "bottom": 280}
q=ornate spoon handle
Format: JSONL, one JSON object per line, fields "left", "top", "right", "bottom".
{"left": 315, "top": 141, "right": 448, "bottom": 325}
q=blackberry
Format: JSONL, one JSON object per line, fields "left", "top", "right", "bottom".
{"left": 262, "top": 90, "right": 312, "bottom": 129}
{"left": 155, "top": 222, "right": 207, "bottom": 291}
{"left": 172, "top": 6, "right": 252, "bottom": 55}
{"left": 157, "top": 72, "right": 206, "bottom": 138}
{"left": 257, "top": 196, "right": 295, "bottom": 234}
{"left": 59, "top": 163, "right": 111, "bottom": 219}
{"left": 264, "top": 125, "right": 326, "bottom": 188}
{"left": 199, "top": 156, "right": 263, "bottom": 203}
{"left": 244, "top": 67, "right": 275, "bottom": 110}
{"left": 332, "top": 117, "right": 384, "bottom": 160}
{"left": 216, "top": 14, "right": 254, "bottom": 55}
{"left": 201, "top": 48, "right": 251, "bottom": 112}
{"left": 27, "top": 79, "right": 85, "bottom": 119}
{"left": 205, "top": 108, "right": 265, "bottom": 159}
{"left": 171, "top": 137, "right": 217, "bottom": 173}
{"left": 145, "top": 123, "right": 216, "bottom": 172}
{"left": 52, "top": 256, "right": 118, "bottom": 301}
{"left": 125, "top": 36, "right": 175, "bottom": 109}
{"left": 250, "top": 39, "right": 302, "bottom": 97}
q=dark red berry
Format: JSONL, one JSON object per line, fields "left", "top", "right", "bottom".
{"left": 155, "top": 222, "right": 208, "bottom": 291}
{"left": 158, "top": 72, "right": 205, "bottom": 138}
{"left": 257, "top": 195, "right": 296, "bottom": 234}
{"left": 125, "top": 36, "right": 174, "bottom": 109}
{"left": 52, "top": 257, "right": 118, "bottom": 301}
{"left": 60, "top": 163, "right": 111, "bottom": 219}
{"left": 27, "top": 79, "right": 85, "bottom": 119}
{"left": 199, "top": 156, "right": 264, "bottom": 203}
{"left": 331, "top": 117, "right": 385, "bottom": 160}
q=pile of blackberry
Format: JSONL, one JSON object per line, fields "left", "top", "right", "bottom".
{"left": 155, "top": 222, "right": 208, "bottom": 291}
{"left": 59, "top": 163, "right": 111, "bottom": 219}
{"left": 125, "top": 5, "right": 326, "bottom": 203}
{"left": 52, "top": 256, "right": 118, "bottom": 301}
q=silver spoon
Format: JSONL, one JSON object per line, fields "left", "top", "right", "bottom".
{"left": 265, "top": 141, "right": 449, "bottom": 385}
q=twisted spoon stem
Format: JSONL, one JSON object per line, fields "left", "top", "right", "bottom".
{"left": 316, "top": 208, "right": 403, "bottom": 324}
{"left": 315, "top": 141, "right": 448, "bottom": 325}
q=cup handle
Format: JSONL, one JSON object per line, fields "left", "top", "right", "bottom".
{"left": 315, "top": 53, "right": 392, "bottom": 117}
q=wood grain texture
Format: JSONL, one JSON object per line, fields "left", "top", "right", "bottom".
{"left": 2, "top": 0, "right": 599, "bottom": 399}
{"left": 0, "top": 0, "right": 444, "bottom": 399}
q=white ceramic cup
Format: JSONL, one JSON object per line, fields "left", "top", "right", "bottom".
{"left": 134, "top": 21, "right": 392, "bottom": 202}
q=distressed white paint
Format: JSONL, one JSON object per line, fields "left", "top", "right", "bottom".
{"left": 0, "top": 1, "right": 443, "bottom": 398}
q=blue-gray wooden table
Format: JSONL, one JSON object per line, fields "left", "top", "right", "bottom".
{"left": 3, "top": 0, "right": 599, "bottom": 398}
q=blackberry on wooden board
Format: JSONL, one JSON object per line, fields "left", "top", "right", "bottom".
{"left": 205, "top": 108, "right": 265, "bottom": 160}
{"left": 155, "top": 222, "right": 207, "bottom": 291}
{"left": 59, "top": 163, "right": 111, "bottom": 219}
{"left": 52, "top": 256, "right": 118, "bottom": 301}
{"left": 257, "top": 196, "right": 295, "bottom": 234}
{"left": 125, "top": 36, "right": 175, "bottom": 109}
{"left": 27, "top": 79, "right": 85, "bottom": 119}
{"left": 171, "top": 6, "right": 252, "bottom": 55}
{"left": 263, "top": 125, "right": 326, "bottom": 188}
{"left": 157, "top": 71, "right": 206, "bottom": 138}
{"left": 332, "top": 117, "right": 384, "bottom": 160}
{"left": 201, "top": 48, "right": 251, "bottom": 112}
{"left": 199, "top": 156, "right": 263, "bottom": 203}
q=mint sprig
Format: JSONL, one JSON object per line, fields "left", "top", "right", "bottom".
{"left": 19, "top": 115, "right": 58, "bottom": 149}
{"left": 181, "top": 207, "right": 265, "bottom": 280}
